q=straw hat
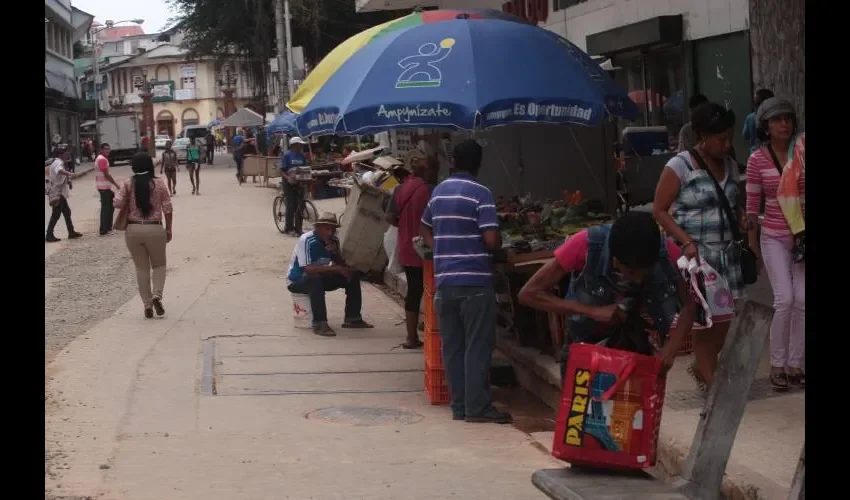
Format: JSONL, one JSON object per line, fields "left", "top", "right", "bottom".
{"left": 314, "top": 212, "right": 340, "bottom": 228}
{"left": 404, "top": 149, "right": 426, "bottom": 170}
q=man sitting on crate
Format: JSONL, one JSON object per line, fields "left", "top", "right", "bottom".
{"left": 286, "top": 212, "right": 374, "bottom": 337}
{"left": 518, "top": 211, "right": 696, "bottom": 381}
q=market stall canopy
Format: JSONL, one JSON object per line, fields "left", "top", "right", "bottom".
{"left": 341, "top": 145, "right": 386, "bottom": 165}
{"left": 80, "top": 120, "right": 97, "bottom": 128}
{"left": 290, "top": 14, "right": 638, "bottom": 136}
{"left": 220, "top": 108, "right": 265, "bottom": 128}
{"left": 207, "top": 118, "right": 222, "bottom": 128}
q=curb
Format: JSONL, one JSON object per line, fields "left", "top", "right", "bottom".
{"left": 379, "top": 270, "right": 779, "bottom": 500}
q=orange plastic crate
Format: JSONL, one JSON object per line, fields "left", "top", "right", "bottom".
{"left": 423, "top": 290, "right": 439, "bottom": 333}
{"left": 424, "top": 365, "right": 450, "bottom": 405}
{"left": 423, "top": 259, "right": 435, "bottom": 295}
{"left": 423, "top": 327, "right": 442, "bottom": 369}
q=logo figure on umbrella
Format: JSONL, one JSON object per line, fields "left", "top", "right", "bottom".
{"left": 396, "top": 38, "right": 456, "bottom": 89}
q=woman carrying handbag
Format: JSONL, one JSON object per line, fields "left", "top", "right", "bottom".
{"left": 114, "top": 153, "right": 174, "bottom": 319}
{"left": 653, "top": 102, "right": 756, "bottom": 393}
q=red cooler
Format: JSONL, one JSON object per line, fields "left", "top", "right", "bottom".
{"left": 552, "top": 343, "right": 666, "bottom": 470}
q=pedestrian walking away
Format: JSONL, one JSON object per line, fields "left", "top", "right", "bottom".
{"left": 95, "top": 143, "right": 120, "bottom": 236}
{"left": 205, "top": 130, "right": 216, "bottom": 165}
{"left": 158, "top": 141, "right": 179, "bottom": 196}
{"left": 518, "top": 212, "right": 696, "bottom": 381}
{"left": 286, "top": 212, "right": 374, "bottom": 337}
{"left": 186, "top": 139, "right": 202, "bottom": 195}
{"left": 654, "top": 102, "right": 746, "bottom": 393}
{"left": 232, "top": 129, "right": 246, "bottom": 184}
{"left": 280, "top": 137, "right": 308, "bottom": 236}
{"left": 420, "top": 139, "right": 512, "bottom": 425}
{"left": 746, "top": 97, "right": 806, "bottom": 391}
{"left": 114, "top": 153, "right": 174, "bottom": 319}
{"left": 46, "top": 148, "right": 83, "bottom": 242}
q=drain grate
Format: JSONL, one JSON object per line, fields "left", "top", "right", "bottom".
{"left": 306, "top": 406, "right": 424, "bottom": 426}
{"left": 664, "top": 378, "right": 796, "bottom": 411}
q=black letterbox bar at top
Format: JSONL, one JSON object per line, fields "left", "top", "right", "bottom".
{"left": 585, "top": 15, "right": 684, "bottom": 57}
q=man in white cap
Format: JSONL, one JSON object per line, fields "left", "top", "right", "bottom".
{"left": 286, "top": 212, "right": 374, "bottom": 336}
{"left": 280, "top": 136, "right": 308, "bottom": 236}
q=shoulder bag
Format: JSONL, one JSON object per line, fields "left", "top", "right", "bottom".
{"left": 688, "top": 149, "right": 758, "bottom": 285}
{"left": 113, "top": 182, "right": 130, "bottom": 231}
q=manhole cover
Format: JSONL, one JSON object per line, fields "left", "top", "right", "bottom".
{"left": 306, "top": 406, "right": 424, "bottom": 426}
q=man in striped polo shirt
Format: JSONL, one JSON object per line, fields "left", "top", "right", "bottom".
{"left": 420, "top": 139, "right": 511, "bottom": 424}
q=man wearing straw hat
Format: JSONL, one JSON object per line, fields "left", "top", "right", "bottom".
{"left": 286, "top": 212, "right": 374, "bottom": 336}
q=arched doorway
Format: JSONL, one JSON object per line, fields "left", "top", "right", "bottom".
{"left": 156, "top": 110, "right": 174, "bottom": 138}
{"left": 155, "top": 65, "right": 170, "bottom": 83}
{"left": 181, "top": 108, "right": 200, "bottom": 128}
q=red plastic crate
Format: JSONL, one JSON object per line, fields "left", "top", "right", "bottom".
{"left": 423, "top": 290, "right": 439, "bottom": 333}
{"left": 423, "top": 327, "right": 442, "bottom": 369}
{"left": 424, "top": 365, "right": 450, "bottom": 405}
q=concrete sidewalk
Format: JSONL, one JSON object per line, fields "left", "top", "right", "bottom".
{"left": 45, "top": 170, "right": 561, "bottom": 500}
{"left": 385, "top": 263, "right": 802, "bottom": 500}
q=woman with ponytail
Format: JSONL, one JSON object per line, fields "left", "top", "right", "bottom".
{"left": 114, "top": 153, "right": 174, "bottom": 318}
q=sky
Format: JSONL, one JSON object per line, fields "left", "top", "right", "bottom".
{"left": 73, "top": 0, "right": 177, "bottom": 33}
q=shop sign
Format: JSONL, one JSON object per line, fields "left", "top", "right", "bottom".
{"left": 179, "top": 64, "right": 196, "bottom": 79}
{"left": 502, "top": 0, "right": 549, "bottom": 25}
{"left": 151, "top": 81, "right": 175, "bottom": 103}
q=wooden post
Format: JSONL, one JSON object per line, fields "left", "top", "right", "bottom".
{"left": 675, "top": 300, "right": 773, "bottom": 500}
{"left": 787, "top": 443, "right": 805, "bottom": 500}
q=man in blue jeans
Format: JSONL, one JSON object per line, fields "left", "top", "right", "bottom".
{"left": 286, "top": 212, "right": 374, "bottom": 337}
{"left": 420, "top": 139, "right": 512, "bottom": 424}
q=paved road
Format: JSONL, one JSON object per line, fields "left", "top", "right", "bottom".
{"left": 45, "top": 163, "right": 560, "bottom": 500}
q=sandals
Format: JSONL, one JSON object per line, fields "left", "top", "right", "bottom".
{"left": 341, "top": 319, "right": 374, "bottom": 329}
{"left": 787, "top": 371, "right": 805, "bottom": 389}
{"left": 401, "top": 339, "right": 424, "bottom": 349}
{"left": 686, "top": 363, "right": 708, "bottom": 394}
{"left": 770, "top": 371, "right": 790, "bottom": 392}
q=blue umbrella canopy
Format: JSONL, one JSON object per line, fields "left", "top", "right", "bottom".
{"left": 267, "top": 110, "right": 299, "bottom": 135}
{"left": 207, "top": 119, "right": 222, "bottom": 128}
{"left": 295, "top": 18, "right": 638, "bottom": 136}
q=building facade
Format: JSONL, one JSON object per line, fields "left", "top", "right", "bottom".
{"left": 355, "top": 0, "right": 755, "bottom": 160}
{"left": 81, "top": 43, "right": 262, "bottom": 138}
{"left": 45, "top": 0, "right": 93, "bottom": 157}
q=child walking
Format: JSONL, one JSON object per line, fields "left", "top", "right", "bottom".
{"left": 187, "top": 139, "right": 202, "bottom": 195}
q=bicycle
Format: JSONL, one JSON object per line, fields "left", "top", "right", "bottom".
{"left": 273, "top": 177, "right": 319, "bottom": 235}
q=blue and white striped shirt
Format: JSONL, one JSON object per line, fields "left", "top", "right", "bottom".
{"left": 421, "top": 172, "right": 499, "bottom": 288}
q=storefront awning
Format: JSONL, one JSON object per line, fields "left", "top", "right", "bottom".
{"left": 586, "top": 15, "right": 683, "bottom": 56}
{"left": 45, "top": 69, "right": 79, "bottom": 100}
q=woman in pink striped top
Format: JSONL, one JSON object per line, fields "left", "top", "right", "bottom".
{"left": 745, "top": 97, "right": 805, "bottom": 391}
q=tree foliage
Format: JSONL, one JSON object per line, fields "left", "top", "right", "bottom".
{"left": 168, "top": 0, "right": 406, "bottom": 70}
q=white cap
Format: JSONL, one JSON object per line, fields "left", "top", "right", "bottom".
{"left": 289, "top": 137, "right": 306, "bottom": 145}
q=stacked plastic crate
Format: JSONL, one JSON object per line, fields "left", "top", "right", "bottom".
{"left": 422, "top": 259, "right": 449, "bottom": 405}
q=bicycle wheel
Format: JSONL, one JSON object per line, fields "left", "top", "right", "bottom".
{"left": 297, "top": 200, "right": 319, "bottom": 233}
{"left": 272, "top": 195, "right": 287, "bottom": 234}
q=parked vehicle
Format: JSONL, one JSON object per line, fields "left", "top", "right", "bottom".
{"left": 182, "top": 125, "right": 209, "bottom": 144}
{"left": 173, "top": 137, "right": 190, "bottom": 163}
{"left": 154, "top": 135, "right": 171, "bottom": 149}
{"left": 95, "top": 114, "right": 140, "bottom": 165}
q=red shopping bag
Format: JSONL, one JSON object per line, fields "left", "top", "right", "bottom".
{"left": 552, "top": 343, "right": 666, "bottom": 470}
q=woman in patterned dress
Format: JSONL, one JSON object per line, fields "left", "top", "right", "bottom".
{"left": 653, "top": 102, "right": 750, "bottom": 393}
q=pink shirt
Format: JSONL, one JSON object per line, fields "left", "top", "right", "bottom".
{"left": 554, "top": 229, "right": 682, "bottom": 274}
{"left": 745, "top": 146, "right": 806, "bottom": 238}
{"left": 114, "top": 177, "right": 173, "bottom": 222}
{"left": 95, "top": 155, "right": 112, "bottom": 191}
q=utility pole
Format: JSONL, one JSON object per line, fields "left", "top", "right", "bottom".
{"left": 274, "top": 0, "right": 289, "bottom": 112}
{"left": 284, "top": 0, "right": 295, "bottom": 97}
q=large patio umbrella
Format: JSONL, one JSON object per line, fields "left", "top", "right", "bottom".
{"left": 266, "top": 110, "right": 299, "bottom": 135}
{"left": 289, "top": 15, "right": 638, "bottom": 137}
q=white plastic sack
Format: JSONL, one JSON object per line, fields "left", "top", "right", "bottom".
{"left": 383, "top": 226, "right": 403, "bottom": 275}
{"left": 677, "top": 256, "right": 735, "bottom": 329}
